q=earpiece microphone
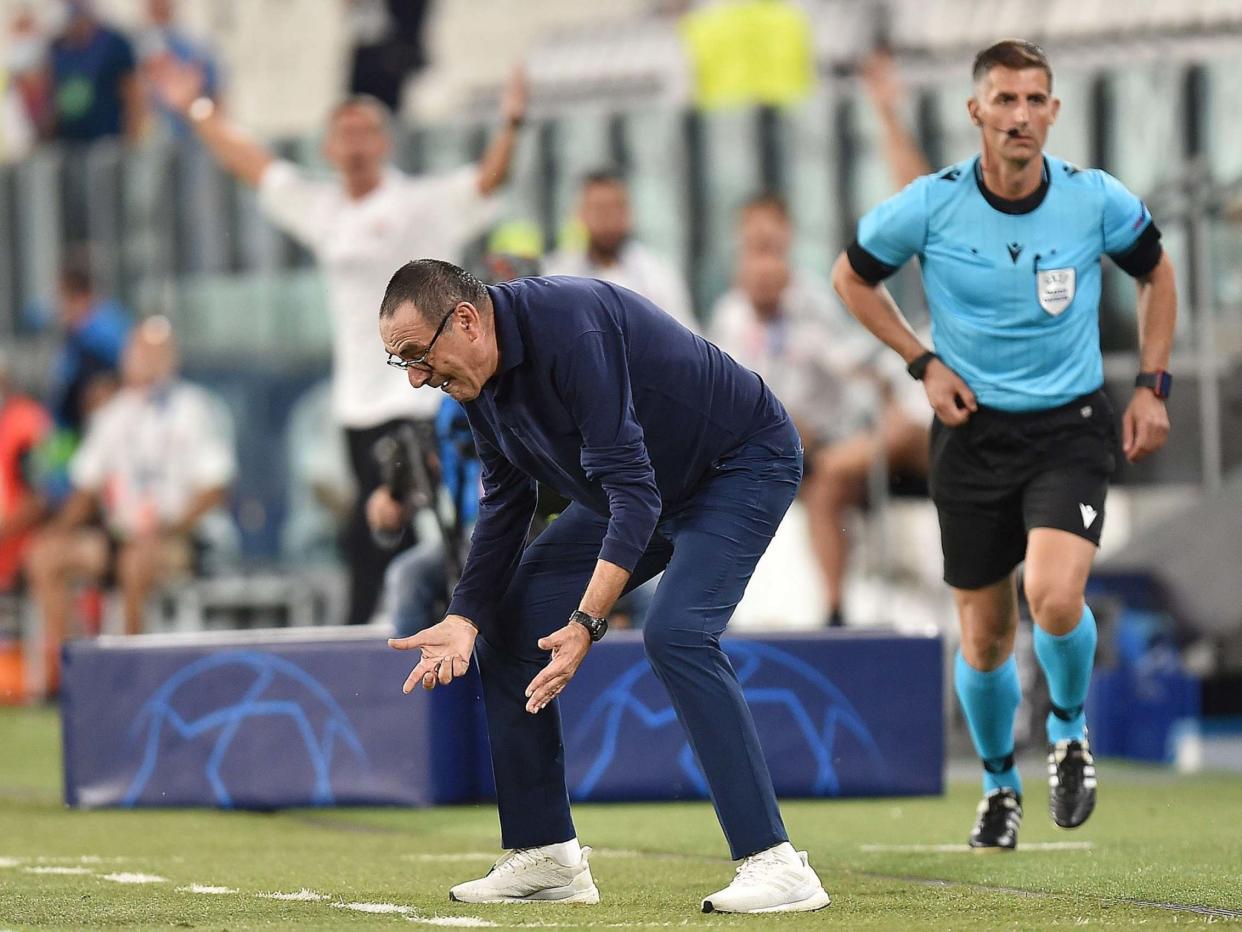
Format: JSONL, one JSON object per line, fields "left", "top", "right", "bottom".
{"left": 973, "top": 116, "right": 1025, "bottom": 138}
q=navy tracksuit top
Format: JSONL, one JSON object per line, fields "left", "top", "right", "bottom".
{"left": 446, "top": 275, "right": 791, "bottom": 629}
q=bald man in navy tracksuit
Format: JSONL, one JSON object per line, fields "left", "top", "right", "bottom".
{"left": 374, "top": 259, "right": 830, "bottom": 914}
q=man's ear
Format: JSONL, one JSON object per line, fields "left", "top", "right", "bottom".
{"left": 967, "top": 98, "right": 982, "bottom": 127}
{"left": 457, "top": 302, "right": 481, "bottom": 339}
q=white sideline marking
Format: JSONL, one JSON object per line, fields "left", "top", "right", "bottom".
{"left": 409, "top": 919, "right": 498, "bottom": 928}
{"left": 483, "top": 924, "right": 717, "bottom": 929}
{"left": 259, "top": 889, "right": 330, "bottom": 901}
{"left": 102, "top": 872, "right": 167, "bottom": 884}
{"left": 335, "top": 902, "right": 414, "bottom": 914}
{"left": 860, "top": 841, "right": 1094, "bottom": 853}
{"left": 178, "top": 884, "right": 237, "bottom": 894}
{"left": 24, "top": 866, "right": 93, "bottom": 875}
{"left": 3, "top": 856, "right": 130, "bottom": 868}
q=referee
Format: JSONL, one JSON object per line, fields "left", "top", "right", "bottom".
{"left": 832, "top": 40, "right": 1177, "bottom": 851}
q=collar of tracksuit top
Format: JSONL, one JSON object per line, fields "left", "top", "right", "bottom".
{"left": 447, "top": 276, "right": 788, "bottom": 630}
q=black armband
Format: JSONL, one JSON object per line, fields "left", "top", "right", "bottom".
{"left": 846, "top": 239, "right": 898, "bottom": 284}
{"left": 1110, "top": 221, "right": 1163, "bottom": 278}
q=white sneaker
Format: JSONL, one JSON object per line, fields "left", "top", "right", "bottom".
{"left": 448, "top": 845, "right": 600, "bottom": 904}
{"left": 701, "top": 842, "right": 831, "bottom": 914}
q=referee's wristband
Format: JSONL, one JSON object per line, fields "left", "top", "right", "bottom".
{"left": 906, "top": 351, "right": 938, "bottom": 381}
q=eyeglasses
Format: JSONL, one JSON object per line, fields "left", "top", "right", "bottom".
{"left": 386, "top": 307, "right": 454, "bottom": 372}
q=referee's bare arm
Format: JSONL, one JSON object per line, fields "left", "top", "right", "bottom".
{"left": 832, "top": 251, "right": 977, "bottom": 425}
{"left": 147, "top": 58, "right": 273, "bottom": 187}
{"left": 1124, "top": 251, "right": 1178, "bottom": 462}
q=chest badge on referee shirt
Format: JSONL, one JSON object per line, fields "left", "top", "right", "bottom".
{"left": 1036, "top": 267, "right": 1076, "bottom": 316}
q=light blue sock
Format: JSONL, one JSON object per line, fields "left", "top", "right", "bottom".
{"left": 954, "top": 651, "right": 1022, "bottom": 796}
{"left": 1033, "top": 604, "right": 1097, "bottom": 744}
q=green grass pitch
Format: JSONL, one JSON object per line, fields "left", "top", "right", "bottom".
{"left": 2, "top": 706, "right": 1240, "bottom": 930}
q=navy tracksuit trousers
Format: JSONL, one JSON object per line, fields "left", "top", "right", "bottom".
{"left": 474, "top": 422, "right": 803, "bottom": 860}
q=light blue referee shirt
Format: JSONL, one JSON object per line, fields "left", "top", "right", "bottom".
{"left": 848, "top": 154, "right": 1163, "bottom": 412}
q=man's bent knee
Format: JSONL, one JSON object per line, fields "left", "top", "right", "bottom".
{"left": 642, "top": 620, "right": 696, "bottom": 668}
{"left": 25, "top": 534, "right": 67, "bottom": 582}
{"left": 954, "top": 579, "right": 1017, "bottom": 670}
{"left": 959, "top": 627, "right": 1014, "bottom": 670}
{"left": 1024, "top": 580, "right": 1084, "bottom": 635}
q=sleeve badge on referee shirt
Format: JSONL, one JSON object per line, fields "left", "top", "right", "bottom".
{"left": 1036, "top": 267, "right": 1075, "bottom": 316}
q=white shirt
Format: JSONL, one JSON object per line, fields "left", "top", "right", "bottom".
{"left": 709, "top": 271, "right": 879, "bottom": 445}
{"left": 0, "top": 81, "right": 34, "bottom": 165}
{"left": 71, "top": 381, "right": 237, "bottom": 539}
{"left": 544, "top": 241, "right": 698, "bottom": 332}
{"left": 258, "top": 162, "right": 498, "bottom": 427}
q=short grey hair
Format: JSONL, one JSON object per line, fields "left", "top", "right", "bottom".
{"left": 379, "top": 259, "right": 490, "bottom": 324}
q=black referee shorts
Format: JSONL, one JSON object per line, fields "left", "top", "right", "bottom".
{"left": 928, "top": 389, "right": 1117, "bottom": 591}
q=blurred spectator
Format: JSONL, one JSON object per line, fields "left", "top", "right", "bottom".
{"left": 25, "top": 317, "right": 235, "bottom": 686}
{"left": 859, "top": 49, "right": 933, "bottom": 190}
{"left": 49, "top": 249, "right": 130, "bottom": 436}
{"left": 149, "top": 59, "right": 527, "bottom": 625}
{"left": 281, "top": 379, "right": 354, "bottom": 564}
{"left": 710, "top": 195, "right": 927, "bottom": 626}
{"left": 0, "top": 350, "right": 51, "bottom": 593}
{"left": 711, "top": 196, "right": 875, "bottom": 442}
{"left": 49, "top": 0, "right": 144, "bottom": 143}
{"left": 545, "top": 169, "right": 697, "bottom": 331}
{"left": 345, "top": 0, "right": 431, "bottom": 113}
{"left": 0, "top": 62, "right": 36, "bottom": 163}
{"left": 138, "top": 0, "right": 221, "bottom": 138}
{"left": 681, "top": 0, "right": 814, "bottom": 110}
{"left": 370, "top": 398, "right": 480, "bottom": 638}
{"left": 1, "top": 7, "right": 50, "bottom": 161}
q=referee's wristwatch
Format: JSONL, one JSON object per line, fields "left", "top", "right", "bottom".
{"left": 569, "top": 609, "right": 608, "bottom": 642}
{"left": 1135, "top": 370, "right": 1173, "bottom": 400}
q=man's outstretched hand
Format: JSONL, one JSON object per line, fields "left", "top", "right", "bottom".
{"left": 524, "top": 623, "right": 591, "bottom": 714}
{"left": 389, "top": 616, "right": 477, "bottom": 693}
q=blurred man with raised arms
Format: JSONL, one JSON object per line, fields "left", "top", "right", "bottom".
{"left": 151, "top": 60, "right": 527, "bottom": 626}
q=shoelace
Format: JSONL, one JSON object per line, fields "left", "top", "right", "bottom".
{"left": 733, "top": 848, "right": 792, "bottom": 885}
{"left": 490, "top": 848, "right": 545, "bottom": 875}
{"left": 976, "top": 793, "right": 1019, "bottom": 833}
{"left": 1054, "top": 743, "right": 1091, "bottom": 795}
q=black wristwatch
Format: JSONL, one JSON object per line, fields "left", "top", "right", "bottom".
{"left": 907, "top": 351, "right": 938, "bottom": 381}
{"left": 1135, "top": 370, "right": 1172, "bottom": 400}
{"left": 569, "top": 610, "right": 608, "bottom": 642}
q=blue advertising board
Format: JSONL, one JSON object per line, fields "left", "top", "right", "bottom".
{"left": 61, "top": 627, "right": 941, "bottom": 809}
{"left": 559, "top": 632, "right": 942, "bottom": 801}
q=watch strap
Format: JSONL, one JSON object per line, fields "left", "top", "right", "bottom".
{"left": 569, "top": 609, "right": 607, "bottom": 642}
{"left": 907, "top": 351, "right": 938, "bottom": 381}
{"left": 1135, "top": 370, "right": 1172, "bottom": 399}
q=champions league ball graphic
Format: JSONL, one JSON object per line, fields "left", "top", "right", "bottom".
{"left": 564, "top": 641, "right": 889, "bottom": 801}
{"left": 121, "top": 652, "right": 368, "bottom": 808}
